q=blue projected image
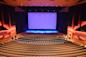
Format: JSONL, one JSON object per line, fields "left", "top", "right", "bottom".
{"left": 28, "top": 12, "right": 57, "bottom": 29}
{"left": 26, "top": 30, "right": 58, "bottom": 33}
{"left": 26, "top": 12, "right": 58, "bottom": 33}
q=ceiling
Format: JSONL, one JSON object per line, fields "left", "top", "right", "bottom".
{"left": 0, "top": 0, "right": 86, "bottom": 7}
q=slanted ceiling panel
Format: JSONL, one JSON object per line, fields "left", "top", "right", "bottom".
{"left": 3, "top": 0, "right": 86, "bottom": 7}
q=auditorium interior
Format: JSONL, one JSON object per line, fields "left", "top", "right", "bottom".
{"left": 0, "top": 0, "right": 86, "bottom": 57}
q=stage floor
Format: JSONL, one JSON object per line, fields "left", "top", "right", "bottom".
{"left": 25, "top": 30, "right": 58, "bottom": 34}
{"left": 18, "top": 32, "right": 65, "bottom": 39}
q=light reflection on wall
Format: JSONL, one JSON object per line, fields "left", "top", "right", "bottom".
{"left": 4, "top": 0, "right": 82, "bottom": 7}
{"left": 67, "top": 21, "right": 86, "bottom": 47}
{"left": 0, "top": 21, "right": 16, "bottom": 44}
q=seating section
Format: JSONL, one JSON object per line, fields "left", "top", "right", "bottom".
{"left": 0, "top": 37, "right": 86, "bottom": 57}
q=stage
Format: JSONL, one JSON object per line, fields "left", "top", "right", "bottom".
{"left": 18, "top": 32, "right": 65, "bottom": 39}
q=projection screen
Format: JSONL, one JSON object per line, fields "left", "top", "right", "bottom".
{"left": 28, "top": 12, "right": 57, "bottom": 30}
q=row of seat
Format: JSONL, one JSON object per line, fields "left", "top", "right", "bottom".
{"left": 0, "top": 37, "right": 86, "bottom": 57}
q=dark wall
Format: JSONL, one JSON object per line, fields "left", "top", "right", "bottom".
{"left": 16, "top": 7, "right": 62, "bottom": 33}
{"left": 69, "top": 3, "right": 86, "bottom": 21}
{"left": 0, "top": 4, "right": 15, "bottom": 25}
{"left": 16, "top": 12, "right": 28, "bottom": 33}
{"left": 58, "top": 3, "right": 86, "bottom": 34}
{"left": 0, "top": 3, "right": 86, "bottom": 34}
{"left": 15, "top": 10, "right": 72, "bottom": 34}
{"left": 58, "top": 12, "right": 72, "bottom": 34}
{"left": 16, "top": 4, "right": 86, "bottom": 34}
